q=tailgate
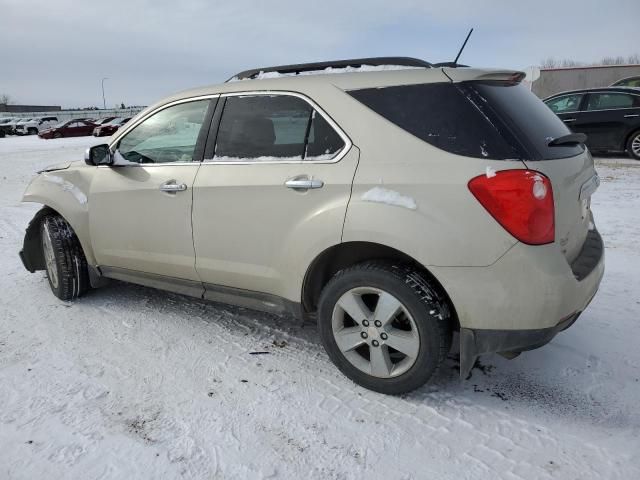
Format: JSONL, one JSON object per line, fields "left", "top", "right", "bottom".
{"left": 524, "top": 150, "right": 598, "bottom": 263}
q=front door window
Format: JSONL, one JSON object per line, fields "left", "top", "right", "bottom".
{"left": 116, "top": 100, "right": 210, "bottom": 164}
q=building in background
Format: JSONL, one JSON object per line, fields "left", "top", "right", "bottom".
{"left": 532, "top": 64, "right": 640, "bottom": 99}
{"left": 0, "top": 104, "right": 62, "bottom": 113}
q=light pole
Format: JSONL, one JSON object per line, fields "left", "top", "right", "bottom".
{"left": 101, "top": 77, "right": 108, "bottom": 110}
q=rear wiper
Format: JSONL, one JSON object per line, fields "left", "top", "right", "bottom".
{"left": 547, "top": 133, "right": 587, "bottom": 147}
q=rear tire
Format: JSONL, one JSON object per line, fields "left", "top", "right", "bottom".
{"left": 627, "top": 130, "right": 640, "bottom": 160}
{"left": 40, "top": 215, "right": 90, "bottom": 300}
{"left": 318, "top": 262, "right": 452, "bottom": 394}
{"left": 27, "top": 128, "right": 38, "bottom": 135}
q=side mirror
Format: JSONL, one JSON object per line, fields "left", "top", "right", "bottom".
{"left": 85, "top": 144, "right": 113, "bottom": 166}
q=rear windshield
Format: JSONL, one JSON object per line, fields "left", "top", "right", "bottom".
{"left": 348, "top": 82, "right": 583, "bottom": 160}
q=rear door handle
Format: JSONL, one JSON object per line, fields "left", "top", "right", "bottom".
{"left": 623, "top": 114, "right": 639, "bottom": 118}
{"left": 160, "top": 181, "right": 187, "bottom": 193}
{"left": 285, "top": 178, "right": 324, "bottom": 190}
{"left": 563, "top": 118, "right": 577, "bottom": 123}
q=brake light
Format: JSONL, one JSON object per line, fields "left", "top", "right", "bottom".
{"left": 468, "top": 169, "right": 554, "bottom": 245}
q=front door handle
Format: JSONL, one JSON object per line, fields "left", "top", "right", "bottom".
{"left": 285, "top": 178, "right": 324, "bottom": 190}
{"left": 624, "top": 114, "right": 639, "bottom": 118}
{"left": 160, "top": 181, "right": 187, "bottom": 193}
{"left": 563, "top": 118, "right": 577, "bottom": 123}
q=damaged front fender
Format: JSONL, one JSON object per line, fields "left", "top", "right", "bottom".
{"left": 21, "top": 166, "right": 97, "bottom": 267}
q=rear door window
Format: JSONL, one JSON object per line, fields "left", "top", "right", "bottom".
{"left": 586, "top": 92, "right": 637, "bottom": 110}
{"left": 213, "top": 95, "right": 345, "bottom": 161}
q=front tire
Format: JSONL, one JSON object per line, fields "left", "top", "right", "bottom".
{"left": 627, "top": 130, "right": 640, "bottom": 160}
{"left": 40, "top": 215, "right": 90, "bottom": 300}
{"left": 318, "top": 262, "right": 452, "bottom": 394}
{"left": 53, "top": 132, "right": 62, "bottom": 139}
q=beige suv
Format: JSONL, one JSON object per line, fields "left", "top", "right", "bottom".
{"left": 19, "top": 58, "right": 604, "bottom": 394}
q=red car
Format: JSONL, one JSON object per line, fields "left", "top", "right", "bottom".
{"left": 93, "top": 117, "right": 132, "bottom": 137}
{"left": 39, "top": 119, "right": 98, "bottom": 139}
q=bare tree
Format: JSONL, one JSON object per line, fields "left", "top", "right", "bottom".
{"left": 540, "top": 53, "right": 640, "bottom": 68}
{"left": 0, "top": 94, "right": 11, "bottom": 105}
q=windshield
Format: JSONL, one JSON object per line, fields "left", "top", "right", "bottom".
{"left": 106, "top": 117, "right": 123, "bottom": 125}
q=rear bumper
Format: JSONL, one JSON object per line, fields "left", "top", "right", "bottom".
{"left": 459, "top": 311, "right": 583, "bottom": 378}
{"left": 431, "top": 227, "right": 604, "bottom": 378}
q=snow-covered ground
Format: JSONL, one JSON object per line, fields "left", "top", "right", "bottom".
{"left": 1, "top": 135, "right": 639, "bottom": 479}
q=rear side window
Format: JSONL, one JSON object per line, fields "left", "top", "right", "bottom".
{"left": 470, "top": 83, "right": 584, "bottom": 160}
{"left": 348, "top": 83, "right": 518, "bottom": 160}
{"left": 348, "top": 82, "right": 583, "bottom": 160}
{"left": 214, "top": 95, "right": 345, "bottom": 161}
{"left": 586, "top": 92, "right": 637, "bottom": 110}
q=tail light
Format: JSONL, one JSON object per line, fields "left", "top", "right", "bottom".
{"left": 468, "top": 169, "right": 554, "bottom": 245}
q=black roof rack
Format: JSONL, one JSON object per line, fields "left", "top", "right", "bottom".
{"left": 228, "top": 57, "right": 433, "bottom": 81}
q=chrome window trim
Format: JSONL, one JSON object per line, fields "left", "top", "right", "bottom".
{"left": 201, "top": 90, "right": 353, "bottom": 165}
{"left": 104, "top": 94, "right": 220, "bottom": 168}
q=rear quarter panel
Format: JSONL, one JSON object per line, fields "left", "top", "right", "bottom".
{"left": 330, "top": 92, "right": 524, "bottom": 267}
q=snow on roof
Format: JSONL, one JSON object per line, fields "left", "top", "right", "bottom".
{"left": 228, "top": 64, "right": 426, "bottom": 82}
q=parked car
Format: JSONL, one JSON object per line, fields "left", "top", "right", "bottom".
{"left": 611, "top": 76, "right": 640, "bottom": 88}
{"left": 91, "top": 116, "right": 118, "bottom": 127}
{"left": 14, "top": 116, "right": 59, "bottom": 136}
{"left": 93, "top": 117, "right": 131, "bottom": 137}
{"left": 38, "top": 119, "right": 98, "bottom": 139}
{"left": 19, "top": 57, "right": 604, "bottom": 394}
{"left": 5, "top": 117, "right": 32, "bottom": 135}
{"left": 544, "top": 87, "right": 640, "bottom": 159}
{"left": 0, "top": 117, "right": 20, "bottom": 137}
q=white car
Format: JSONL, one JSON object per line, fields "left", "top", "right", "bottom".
{"left": 14, "top": 116, "right": 59, "bottom": 136}
{"left": 4, "top": 117, "right": 28, "bottom": 135}
{"left": 0, "top": 117, "right": 20, "bottom": 137}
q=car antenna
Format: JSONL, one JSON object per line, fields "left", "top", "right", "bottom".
{"left": 453, "top": 28, "right": 474, "bottom": 65}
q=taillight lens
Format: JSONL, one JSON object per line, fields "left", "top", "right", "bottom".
{"left": 468, "top": 169, "right": 554, "bottom": 245}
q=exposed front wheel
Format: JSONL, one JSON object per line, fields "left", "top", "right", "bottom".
{"left": 627, "top": 130, "right": 640, "bottom": 160}
{"left": 40, "top": 215, "right": 90, "bottom": 300}
{"left": 318, "top": 262, "right": 452, "bottom": 394}
{"left": 53, "top": 132, "right": 62, "bottom": 139}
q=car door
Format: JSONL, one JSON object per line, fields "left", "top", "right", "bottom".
{"left": 89, "top": 97, "right": 215, "bottom": 283}
{"left": 191, "top": 92, "right": 357, "bottom": 301}
{"left": 64, "top": 121, "right": 84, "bottom": 137}
{"left": 578, "top": 91, "right": 639, "bottom": 150}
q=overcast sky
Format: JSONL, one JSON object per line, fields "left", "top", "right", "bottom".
{"left": 1, "top": 0, "right": 638, "bottom": 108}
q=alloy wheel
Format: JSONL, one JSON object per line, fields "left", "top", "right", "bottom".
{"left": 331, "top": 287, "right": 420, "bottom": 378}
{"left": 41, "top": 222, "right": 59, "bottom": 289}
{"left": 632, "top": 133, "right": 640, "bottom": 158}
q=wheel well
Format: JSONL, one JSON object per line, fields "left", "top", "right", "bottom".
{"left": 302, "top": 241, "right": 459, "bottom": 328}
{"left": 21, "top": 206, "right": 59, "bottom": 272}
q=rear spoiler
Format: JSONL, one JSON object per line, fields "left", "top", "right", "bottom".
{"left": 442, "top": 68, "right": 526, "bottom": 84}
